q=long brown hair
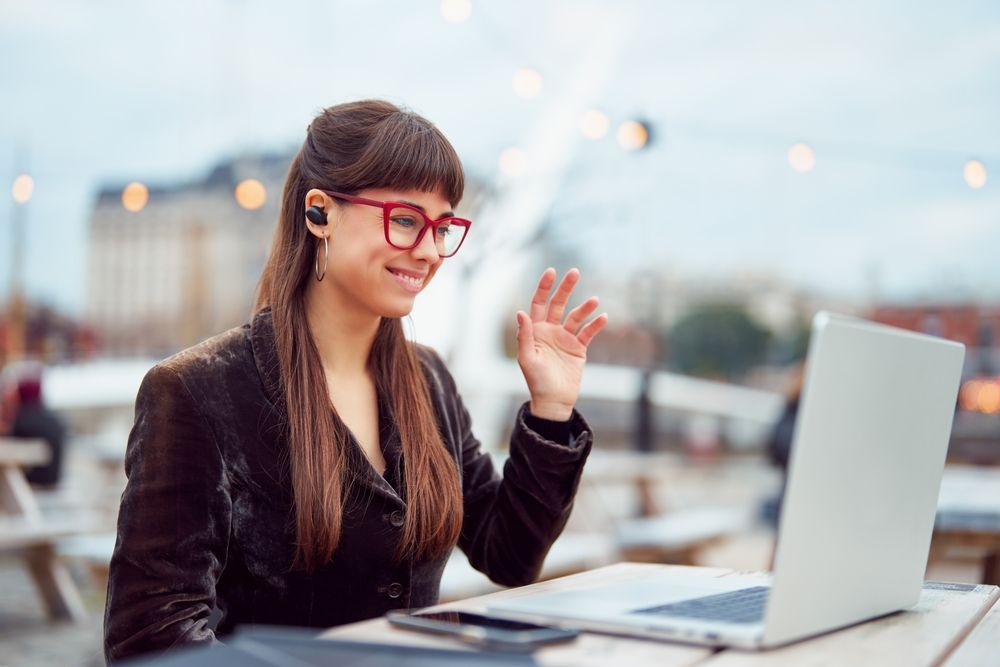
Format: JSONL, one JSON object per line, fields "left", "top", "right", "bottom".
{"left": 254, "top": 100, "right": 465, "bottom": 571}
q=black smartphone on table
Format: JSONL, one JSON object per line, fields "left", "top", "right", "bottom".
{"left": 386, "top": 610, "right": 579, "bottom": 652}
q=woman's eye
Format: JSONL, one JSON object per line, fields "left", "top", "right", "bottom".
{"left": 390, "top": 216, "right": 418, "bottom": 229}
{"left": 436, "top": 225, "right": 452, "bottom": 237}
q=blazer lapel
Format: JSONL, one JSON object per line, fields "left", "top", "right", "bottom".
{"left": 251, "top": 308, "right": 405, "bottom": 507}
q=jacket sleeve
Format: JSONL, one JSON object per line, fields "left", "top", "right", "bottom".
{"left": 424, "top": 354, "right": 593, "bottom": 587}
{"left": 104, "top": 363, "right": 231, "bottom": 664}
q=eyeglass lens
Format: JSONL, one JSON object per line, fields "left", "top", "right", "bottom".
{"left": 387, "top": 206, "right": 466, "bottom": 256}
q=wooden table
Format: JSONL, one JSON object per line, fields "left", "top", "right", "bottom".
{"left": 0, "top": 437, "right": 87, "bottom": 621}
{"left": 323, "top": 563, "right": 999, "bottom": 666}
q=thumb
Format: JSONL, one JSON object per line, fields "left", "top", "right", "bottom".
{"left": 515, "top": 311, "right": 533, "bottom": 359}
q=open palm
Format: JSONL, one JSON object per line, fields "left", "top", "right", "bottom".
{"left": 516, "top": 268, "right": 608, "bottom": 421}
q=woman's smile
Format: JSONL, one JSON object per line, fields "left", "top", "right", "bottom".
{"left": 386, "top": 266, "right": 427, "bottom": 293}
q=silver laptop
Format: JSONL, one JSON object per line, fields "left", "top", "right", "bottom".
{"left": 489, "top": 312, "right": 965, "bottom": 649}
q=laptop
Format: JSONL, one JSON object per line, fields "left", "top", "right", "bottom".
{"left": 488, "top": 312, "right": 965, "bottom": 649}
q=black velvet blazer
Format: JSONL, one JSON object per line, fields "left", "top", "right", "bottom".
{"left": 104, "top": 309, "right": 593, "bottom": 664}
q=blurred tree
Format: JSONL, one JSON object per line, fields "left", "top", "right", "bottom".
{"left": 666, "top": 304, "right": 771, "bottom": 379}
{"left": 769, "top": 318, "right": 811, "bottom": 366}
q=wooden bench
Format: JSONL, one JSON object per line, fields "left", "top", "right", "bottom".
{"left": 615, "top": 505, "right": 754, "bottom": 565}
{"left": 0, "top": 438, "right": 99, "bottom": 622}
{"left": 931, "top": 512, "right": 1000, "bottom": 585}
{"left": 574, "top": 451, "right": 756, "bottom": 566}
{"left": 57, "top": 532, "right": 117, "bottom": 593}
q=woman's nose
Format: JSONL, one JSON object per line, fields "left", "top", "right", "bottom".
{"left": 411, "top": 225, "right": 441, "bottom": 262}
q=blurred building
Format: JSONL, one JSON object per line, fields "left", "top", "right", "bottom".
{"left": 595, "top": 268, "right": 853, "bottom": 337}
{"left": 870, "top": 304, "right": 1000, "bottom": 376}
{"left": 87, "top": 153, "right": 290, "bottom": 357}
{"left": 87, "top": 153, "right": 490, "bottom": 358}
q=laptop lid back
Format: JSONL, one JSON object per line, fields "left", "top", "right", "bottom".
{"left": 762, "top": 313, "right": 964, "bottom": 646}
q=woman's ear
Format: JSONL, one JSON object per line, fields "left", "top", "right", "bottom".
{"left": 304, "top": 188, "right": 332, "bottom": 238}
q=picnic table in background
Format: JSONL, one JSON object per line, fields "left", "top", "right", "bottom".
{"left": 0, "top": 437, "right": 93, "bottom": 621}
{"left": 933, "top": 464, "right": 1000, "bottom": 585}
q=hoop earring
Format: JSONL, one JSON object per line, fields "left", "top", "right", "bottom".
{"left": 314, "top": 236, "right": 329, "bottom": 282}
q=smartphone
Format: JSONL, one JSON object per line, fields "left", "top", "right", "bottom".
{"left": 385, "top": 609, "right": 579, "bottom": 651}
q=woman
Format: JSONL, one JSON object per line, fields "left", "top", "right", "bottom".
{"left": 104, "top": 100, "right": 607, "bottom": 663}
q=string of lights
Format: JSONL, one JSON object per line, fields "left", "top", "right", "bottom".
{"left": 6, "top": 1, "right": 993, "bottom": 211}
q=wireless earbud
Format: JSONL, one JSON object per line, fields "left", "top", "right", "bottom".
{"left": 305, "top": 206, "right": 327, "bottom": 225}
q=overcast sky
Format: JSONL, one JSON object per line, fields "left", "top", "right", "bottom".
{"left": 2, "top": 0, "right": 999, "bottom": 316}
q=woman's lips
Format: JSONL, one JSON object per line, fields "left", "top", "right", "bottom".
{"left": 387, "top": 267, "right": 426, "bottom": 292}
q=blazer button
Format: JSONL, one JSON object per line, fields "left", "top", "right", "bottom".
{"left": 387, "top": 582, "right": 404, "bottom": 599}
{"left": 389, "top": 510, "right": 405, "bottom": 528}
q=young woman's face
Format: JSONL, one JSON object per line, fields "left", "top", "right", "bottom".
{"left": 323, "top": 187, "right": 453, "bottom": 319}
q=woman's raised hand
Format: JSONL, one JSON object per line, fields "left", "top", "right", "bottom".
{"left": 515, "top": 268, "right": 608, "bottom": 421}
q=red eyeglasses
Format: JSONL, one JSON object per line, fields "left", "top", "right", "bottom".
{"left": 322, "top": 190, "right": 472, "bottom": 258}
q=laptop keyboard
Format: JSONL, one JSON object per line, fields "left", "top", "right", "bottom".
{"left": 633, "top": 586, "right": 770, "bottom": 625}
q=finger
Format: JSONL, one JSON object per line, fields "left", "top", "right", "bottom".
{"left": 545, "top": 268, "right": 580, "bottom": 324}
{"left": 515, "top": 310, "right": 534, "bottom": 359}
{"left": 577, "top": 313, "right": 609, "bottom": 347}
{"left": 563, "top": 297, "right": 600, "bottom": 334}
{"left": 529, "top": 268, "right": 557, "bottom": 322}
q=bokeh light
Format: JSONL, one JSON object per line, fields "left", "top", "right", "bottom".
{"left": 11, "top": 174, "right": 34, "bottom": 204}
{"left": 440, "top": 0, "right": 472, "bottom": 23}
{"left": 977, "top": 381, "right": 1000, "bottom": 414}
{"left": 235, "top": 178, "right": 267, "bottom": 210}
{"left": 959, "top": 379, "right": 982, "bottom": 412}
{"left": 788, "top": 143, "right": 816, "bottom": 173}
{"left": 121, "top": 182, "right": 149, "bottom": 213}
{"left": 580, "top": 110, "right": 610, "bottom": 140}
{"left": 499, "top": 147, "right": 527, "bottom": 177}
{"left": 959, "top": 378, "right": 1000, "bottom": 414}
{"left": 964, "top": 159, "right": 987, "bottom": 189}
{"left": 616, "top": 120, "right": 649, "bottom": 151}
{"left": 512, "top": 68, "right": 543, "bottom": 99}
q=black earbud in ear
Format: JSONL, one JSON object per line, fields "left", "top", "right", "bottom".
{"left": 305, "top": 206, "right": 327, "bottom": 225}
